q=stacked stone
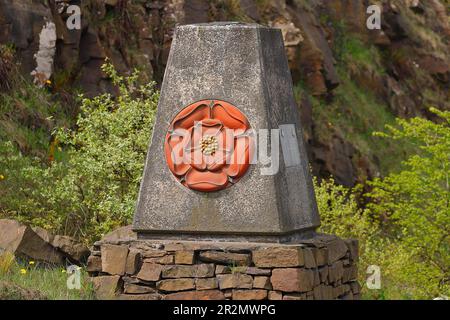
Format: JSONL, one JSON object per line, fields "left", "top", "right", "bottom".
{"left": 87, "top": 235, "right": 360, "bottom": 300}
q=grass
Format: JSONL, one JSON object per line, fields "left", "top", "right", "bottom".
{"left": 0, "top": 45, "right": 72, "bottom": 160}
{"left": 0, "top": 252, "right": 95, "bottom": 300}
{"left": 395, "top": 2, "right": 448, "bottom": 60}
{"left": 0, "top": 81, "right": 64, "bottom": 158}
{"left": 332, "top": 21, "right": 386, "bottom": 76}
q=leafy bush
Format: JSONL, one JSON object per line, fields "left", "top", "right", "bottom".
{"left": 314, "top": 177, "right": 385, "bottom": 298}
{"left": 0, "top": 64, "right": 158, "bottom": 242}
{"left": 316, "top": 108, "right": 450, "bottom": 299}
{"left": 367, "top": 108, "right": 449, "bottom": 299}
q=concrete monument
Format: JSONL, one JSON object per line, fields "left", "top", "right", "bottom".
{"left": 88, "top": 23, "right": 360, "bottom": 300}
{"left": 133, "top": 22, "right": 320, "bottom": 242}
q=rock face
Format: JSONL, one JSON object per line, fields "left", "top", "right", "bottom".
{"left": 1, "top": 0, "right": 448, "bottom": 186}
{"left": 88, "top": 235, "right": 360, "bottom": 300}
{"left": 0, "top": 219, "right": 89, "bottom": 265}
{"left": 134, "top": 22, "right": 320, "bottom": 241}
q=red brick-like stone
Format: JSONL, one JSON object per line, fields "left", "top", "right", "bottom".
{"left": 313, "top": 284, "right": 334, "bottom": 300}
{"left": 253, "top": 276, "right": 272, "bottom": 289}
{"left": 327, "top": 238, "right": 348, "bottom": 263}
{"left": 271, "top": 268, "right": 315, "bottom": 293}
{"left": 318, "top": 266, "right": 329, "bottom": 283}
{"left": 91, "top": 275, "right": 120, "bottom": 300}
{"left": 118, "top": 293, "right": 161, "bottom": 300}
{"left": 175, "top": 251, "right": 195, "bottom": 264}
{"left": 157, "top": 278, "right": 195, "bottom": 292}
{"left": 164, "top": 290, "right": 225, "bottom": 300}
{"left": 312, "top": 247, "right": 328, "bottom": 266}
{"left": 199, "top": 251, "right": 251, "bottom": 266}
{"left": 125, "top": 249, "right": 141, "bottom": 275}
{"left": 303, "top": 248, "right": 316, "bottom": 268}
{"left": 344, "top": 239, "right": 359, "bottom": 262}
{"left": 328, "top": 260, "right": 344, "bottom": 284}
{"left": 142, "top": 249, "right": 167, "bottom": 258}
{"left": 268, "top": 291, "right": 283, "bottom": 300}
{"left": 196, "top": 278, "right": 218, "bottom": 290}
{"left": 123, "top": 283, "right": 156, "bottom": 294}
{"left": 245, "top": 267, "right": 271, "bottom": 276}
{"left": 86, "top": 255, "right": 102, "bottom": 273}
{"left": 162, "top": 264, "right": 214, "bottom": 278}
{"left": 215, "top": 265, "right": 247, "bottom": 274}
{"left": 232, "top": 289, "right": 268, "bottom": 300}
{"left": 333, "top": 284, "right": 351, "bottom": 298}
{"left": 283, "top": 293, "right": 306, "bottom": 300}
{"left": 215, "top": 265, "right": 231, "bottom": 274}
{"left": 217, "top": 273, "right": 253, "bottom": 289}
{"left": 343, "top": 265, "right": 358, "bottom": 283}
{"left": 145, "top": 255, "right": 174, "bottom": 264}
{"left": 137, "top": 262, "right": 163, "bottom": 281}
{"left": 101, "top": 244, "right": 129, "bottom": 275}
{"left": 253, "top": 247, "right": 304, "bottom": 268}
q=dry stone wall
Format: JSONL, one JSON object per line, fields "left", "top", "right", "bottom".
{"left": 88, "top": 234, "right": 360, "bottom": 300}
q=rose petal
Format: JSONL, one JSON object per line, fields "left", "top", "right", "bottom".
{"left": 190, "top": 122, "right": 224, "bottom": 171}
{"left": 185, "top": 169, "right": 229, "bottom": 192}
{"left": 172, "top": 102, "right": 210, "bottom": 130}
{"left": 224, "top": 135, "right": 251, "bottom": 179}
{"left": 201, "top": 118, "right": 222, "bottom": 127}
{"left": 211, "top": 103, "right": 249, "bottom": 131}
{"left": 206, "top": 128, "right": 234, "bottom": 171}
{"left": 188, "top": 124, "right": 206, "bottom": 171}
{"left": 165, "top": 133, "right": 190, "bottom": 176}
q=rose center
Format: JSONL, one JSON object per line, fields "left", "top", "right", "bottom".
{"left": 200, "top": 135, "right": 219, "bottom": 156}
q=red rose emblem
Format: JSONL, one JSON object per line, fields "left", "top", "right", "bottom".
{"left": 164, "top": 100, "right": 253, "bottom": 192}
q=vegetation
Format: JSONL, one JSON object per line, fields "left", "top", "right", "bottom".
{"left": 367, "top": 108, "right": 449, "bottom": 299}
{"left": 0, "top": 63, "right": 158, "bottom": 243}
{"left": 0, "top": 46, "right": 69, "bottom": 159}
{"left": 0, "top": 251, "right": 94, "bottom": 300}
{"left": 0, "top": 57, "right": 448, "bottom": 299}
{"left": 316, "top": 108, "right": 450, "bottom": 299}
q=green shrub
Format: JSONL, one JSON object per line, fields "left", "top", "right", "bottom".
{"left": 0, "top": 63, "right": 159, "bottom": 242}
{"left": 367, "top": 108, "right": 450, "bottom": 299}
{"left": 314, "top": 177, "right": 383, "bottom": 298}
{"left": 316, "top": 108, "right": 450, "bottom": 299}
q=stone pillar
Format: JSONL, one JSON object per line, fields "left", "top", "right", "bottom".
{"left": 133, "top": 22, "right": 320, "bottom": 242}
{"left": 88, "top": 22, "right": 360, "bottom": 300}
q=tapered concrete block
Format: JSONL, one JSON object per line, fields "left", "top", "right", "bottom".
{"left": 133, "top": 22, "right": 320, "bottom": 242}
